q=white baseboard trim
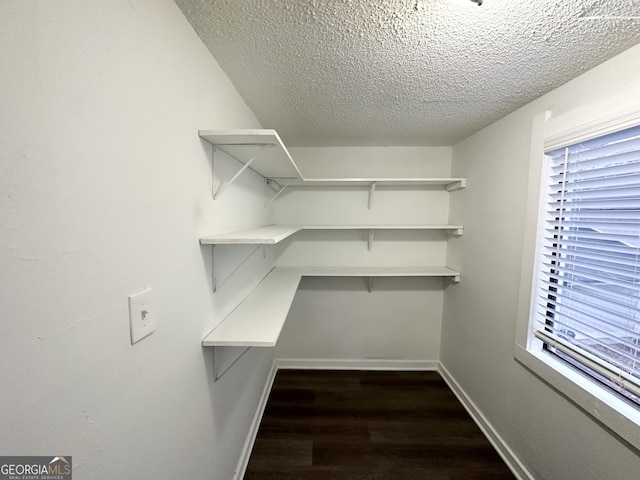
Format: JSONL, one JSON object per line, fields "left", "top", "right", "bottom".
{"left": 276, "top": 358, "right": 439, "bottom": 371}
{"left": 233, "top": 360, "right": 278, "bottom": 480}
{"left": 438, "top": 363, "right": 535, "bottom": 480}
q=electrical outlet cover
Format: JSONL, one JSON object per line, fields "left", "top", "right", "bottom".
{"left": 128, "top": 288, "right": 155, "bottom": 344}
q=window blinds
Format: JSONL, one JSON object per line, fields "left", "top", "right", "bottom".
{"left": 535, "top": 124, "right": 640, "bottom": 400}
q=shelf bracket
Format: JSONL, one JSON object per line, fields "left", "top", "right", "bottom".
{"left": 212, "top": 144, "right": 268, "bottom": 200}
{"left": 452, "top": 274, "right": 461, "bottom": 283}
{"left": 445, "top": 179, "right": 467, "bottom": 192}
{"left": 211, "top": 245, "right": 217, "bottom": 293}
{"left": 446, "top": 227, "right": 464, "bottom": 236}
{"left": 367, "top": 182, "right": 377, "bottom": 210}
{"left": 367, "top": 229, "right": 374, "bottom": 251}
{"left": 365, "top": 276, "right": 374, "bottom": 293}
{"left": 265, "top": 179, "right": 288, "bottom": 205}
{"left": 211, "top": 244, "right": 264, "bottom": 293}
{"left": 213, "top": 346, "right": 251, "bottom": 382}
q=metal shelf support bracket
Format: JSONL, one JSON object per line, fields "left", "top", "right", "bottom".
{"left": 365, "top": 276, "right": 374, "bottom": 293}
{"left": 211, "top": 244, "right": 265, "bottom": 293}
{"left": 367, "top": 229, "right": 374, "bottom": 251}
{"left": 368, "top": 182, "right": 377, "bottom": 209}
{"left": 265, "top": 179, "right": 288, "bottom": 205}
{"left": 212, "top": 144, "right": 269, "bottom": 200}
{"left": 445, "top": 179, "right": 467, "bottom": 192}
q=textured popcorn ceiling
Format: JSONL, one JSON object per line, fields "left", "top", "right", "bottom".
{"left": 175, "top": 0, "right": 640, "bottom": 146}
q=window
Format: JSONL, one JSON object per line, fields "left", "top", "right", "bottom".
{"left": 534, "top": 125, "right": 640, "bottom": 405}
{"left": 515, "top": 98, "right": 640, "bottom": 451}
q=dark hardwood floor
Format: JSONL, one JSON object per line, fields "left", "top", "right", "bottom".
{"left": 244, "top": 370, "right": 516, "bottom": 480}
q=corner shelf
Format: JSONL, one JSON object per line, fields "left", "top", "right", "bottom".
{"left": 200, "top": 224, "right": 463, "bottom": 251}
{"left": 267, "top": 177, "right": 466, "bottom": 207}
{"left": 198, "top": 129, "right": 303, "bottom": 199}
{"left": 201, "top": 266, "right": 460, "bottom": 347}
{"left": 198, "top": 130, "right": 467, "bottom": 203}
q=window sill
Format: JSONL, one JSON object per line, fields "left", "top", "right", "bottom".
{"left": 515, "top": 344, "right": 640, "bottom": 452}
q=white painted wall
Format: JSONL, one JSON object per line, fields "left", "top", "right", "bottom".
{"left": 0, "top": 1, "right": 274, "bottom": 479}
{"left": 442, "top": 44, "right": 640, "bottom": 479}
{"left": 289, "top": 146, "right": 453, "bottom": 178}
{"left": 274, "top": 147, "right": 453, "bottom": 364}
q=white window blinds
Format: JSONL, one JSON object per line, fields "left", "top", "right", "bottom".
{"left": 535, "top": 124, "right": 640, "bottom": 401}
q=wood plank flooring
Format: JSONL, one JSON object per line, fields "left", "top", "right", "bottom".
{"left": 244, "top": 370, "right": 516, "bottom": 480}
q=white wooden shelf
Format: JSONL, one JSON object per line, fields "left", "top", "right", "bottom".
{"left": 287, "top": 265, "right": 461, "bottom": 290}
{"left": 202, "top": 266, "right": 459, "bottom": 347}
{"left": 303, "top": 224, "right": 461, "bottom": 229}
{"left": 197, "top": 129, "right": 466, "bottom": 202}
{"left": 197, "top": 129, "right": 467, "bottom": 203}
{"left": 266, "top": 177, "right": 466, "bottom": 207}
{"left": 304, "top": 224, "right": 463, "bottom": 234}
{"left": 202, "top": 268, "right": 302, "bottom": 347}
{"left": 198, "top": 129, "right": 303, "bottom": 199}
{"left": 199, "top": 129, "right": 302, "bottom": 179}
{"left": 200, "top": 224, "right": 463, "bottom": 246}
{"left": 200, "top": 225, "right": 302, "bottom": 245}
{"left": 279, "top": 266, "right": 461, "bottom": 279}
{"left": 270, "top": 177, "right": 466, "bottom": 190}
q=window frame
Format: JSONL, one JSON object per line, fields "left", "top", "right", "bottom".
{"left": 515, "top": 95, "right": 640, "bottom": 452}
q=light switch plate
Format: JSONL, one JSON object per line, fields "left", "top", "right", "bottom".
{"left": 128, "top": 288, "right": 155, "bottom": 344}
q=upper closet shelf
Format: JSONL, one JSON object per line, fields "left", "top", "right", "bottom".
{"left": 269, "top": 177, "right": 467, "bottom": 191}
{"left": 198, "top": 129, "right": 467, "bottom": 202}
{"left": 266, "top": 177, "right": 467, "bottom": 208}
{"left": 199, "top": 129, "right": 303, "bottom": 199}
{"left": 200, "top": 225, "right": 302, "bottom": 245}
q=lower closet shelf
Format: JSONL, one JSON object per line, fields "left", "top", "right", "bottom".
{"left": 277, "top": 266, "right": 460, "bottom": 278}
{"left": 202, "top": 266, "right": 460, "bottom": 348}
{"left": 202, "top": 268, "right": 302, "bottom": 347}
